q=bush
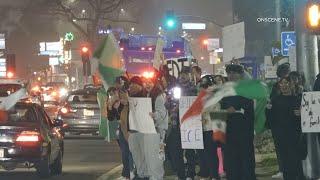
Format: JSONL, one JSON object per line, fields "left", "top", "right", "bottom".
{"left": 254, "top": 130, "right": 275, "bottom": 154}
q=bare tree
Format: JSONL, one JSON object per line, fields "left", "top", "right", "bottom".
{"left": 29, "top": 0, "right": 137, "bottom": 45}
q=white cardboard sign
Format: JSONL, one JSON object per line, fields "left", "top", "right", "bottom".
{"left": 179, "top": 96, "right": 204, "bottom": 149}
{"left": 301, "top": 92, "right": 320, "bottom": 133}
{"left": 128, "top": 97, "right": 157, "bottom": 134}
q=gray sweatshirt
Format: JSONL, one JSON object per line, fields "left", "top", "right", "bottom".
{"left": 153, "top": 93, "right": 169, "bottom": 142}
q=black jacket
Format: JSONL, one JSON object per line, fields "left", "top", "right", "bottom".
{"left": 221, "top": 96, "right": 255, "bottom": 139}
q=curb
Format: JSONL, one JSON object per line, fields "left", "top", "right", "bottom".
{"left": 97, "top": 164, "right": 123, "bottom": 180}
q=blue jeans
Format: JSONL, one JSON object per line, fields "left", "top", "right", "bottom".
{"left": 117, "top": 129, "right": 134, "bottom": 178}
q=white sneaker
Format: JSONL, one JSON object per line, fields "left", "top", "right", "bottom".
{"left": 130, "top": 171, "right": 135, "bottom": 180}
{"left": 186, "top": 178, "right": 193, "bottom": 180}
{"left": 220, "top": 172, "right": 226, "bottom": 178}
{"left": 271, "top": 172, "right": 283, "bottom": 179}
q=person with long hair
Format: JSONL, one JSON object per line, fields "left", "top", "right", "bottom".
{"left": 267, "top": 77, "right": 305, "bottom": 180}
{"left": 143, "top": 72, "right": 169, "bottom": 180}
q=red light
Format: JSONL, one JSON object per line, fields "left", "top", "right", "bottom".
{"left": 203, "top": 39, "right": 208, "bottom": 45}
{"left": 176, "top": 49, "right": 181, "bottom": 54}
{"left": 16, "top": 131, "right": 40, "bottom": 142}
{"left": 7, "top": 72, "right": 14, "bottom": 78}
{"left": 82, "top": 47, "right": 89, "bottom": 53}
{"left": 61, "top": 107, "right": 68, "bottom": 114}
{"left": 148, "top": 47, "right": 153, "bottom": 51}
{"left": 142, "top": 71, "right": 155, "bottom": 79}
{"left": 141, "top": 47, "right": 145, "bottom": 51}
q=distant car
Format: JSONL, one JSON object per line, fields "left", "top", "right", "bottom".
{"left": 0, "top": 79, "right": 26, "bottom": 101}
{"left": 43, "top": 101, "right": 61, "bottom": 120}
{"left": 0, "top": 102, "right": 64, "bottom": 178}
{"left": 57, "top": 89, "right": 100, "bottom": 135}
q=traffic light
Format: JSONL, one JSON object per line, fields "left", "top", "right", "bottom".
{"left": 164, "top": 10, "right": 177, "bottom": 30}
{"left": 306, "top": 3, "right": 320, "bottom": 33}
{"left": 6, "top": 54, "right": 16, "bottom": 78}
{"left": 81, "top": 46, "right": 91, "bottom": 76}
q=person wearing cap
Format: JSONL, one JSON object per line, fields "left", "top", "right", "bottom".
{"left": 220, "top": 64, "right": 256, "bottom": 180}
{"left": 125, "top": 76, "right": 150, "bottom": 179}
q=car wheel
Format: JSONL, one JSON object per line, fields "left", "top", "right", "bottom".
{"left": 51, "top": 150, "right": 63, "bottom": 175}
{"left": 36, "top": 154, "right": 51, "bottom": 178}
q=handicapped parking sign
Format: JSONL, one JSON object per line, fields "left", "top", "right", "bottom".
{"left": 281, "top": 31, "right": 296, "bottom": 56}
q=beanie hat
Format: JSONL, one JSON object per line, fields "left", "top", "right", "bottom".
{"left": 226, "top": 64, "right": 244, "bottom": 74}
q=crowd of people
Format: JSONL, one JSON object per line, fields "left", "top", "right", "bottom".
{"left": 101, "top": 62, "right": 320, "bottom": 180}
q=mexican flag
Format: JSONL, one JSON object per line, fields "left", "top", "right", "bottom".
{"left": 93, "top": 33, "right": 125, "bottom": 91}
{"left": 93, "top": 34, "right": 124, "bottom": 140}
{"left": 181, "top": 80, "right": 269, "bottom": 135}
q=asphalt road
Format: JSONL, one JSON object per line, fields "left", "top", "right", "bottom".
{"left": 0, "top": 135, "right": 121, "bottom": 180}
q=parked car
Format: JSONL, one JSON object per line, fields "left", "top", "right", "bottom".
{"left": 0, "top": 102, "right": 64, "bottom": 178}
{"left": 57, "top": 89, "right": 100, "bottom": 135}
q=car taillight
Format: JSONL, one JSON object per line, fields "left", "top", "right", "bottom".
{"left": 61, "top": 107, "right": 69, "bottom": 114}
{"left": 16, "top": 131, "right": 41, "bottom": 146}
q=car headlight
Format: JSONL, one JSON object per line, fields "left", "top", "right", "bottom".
{"left": 59, "top": 88, "right": 68, "bottom": 97}
{"left": 173, "top": 87, "right": 181, "bottom": 99}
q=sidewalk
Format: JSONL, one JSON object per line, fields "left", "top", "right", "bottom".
{"left": 97, "top": 154, "right": 278, "bottom": 180}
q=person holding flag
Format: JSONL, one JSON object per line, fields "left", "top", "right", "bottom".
{"left": 220, "top": 64, "right": 256, "bottom": 180}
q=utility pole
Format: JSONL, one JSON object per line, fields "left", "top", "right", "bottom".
{"left": 295, "top": 0, "right": 319, "bottom": 90}
{"left": 275, "top": 0, "right": 281, "bottom": 41}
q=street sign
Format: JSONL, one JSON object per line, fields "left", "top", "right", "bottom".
{"left": 272, "top": 47, "right": 281, "bottom": 57}
{"left": 207, "top": 38, "right": 220, "bottom": 51}
{"left": 281, "top": 31, "right": 296, "bottom": 56}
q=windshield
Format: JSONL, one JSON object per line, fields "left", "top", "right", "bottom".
{"left": 67, "top": 93, "right": 97, "bottom": 104}
{"left": 0, "top": 84, "right": 22, "bottom": 97}
{"left": 0, "top": 105, "right": 36, "bottom": 124}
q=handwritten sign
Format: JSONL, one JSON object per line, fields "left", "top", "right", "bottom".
{"left": 301, "top": 92, "right": 320, "bottom": 133}
{"left": 128, "top": 97, "right": 157, "bottom": 134}
{"left": 179, "top": 96, "right": 204, "bottom": 149}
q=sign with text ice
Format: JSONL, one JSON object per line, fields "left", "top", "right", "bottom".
{"left": 179, "top": 96, "right": 204, "bottom": 149}
{"left": 301, "top": 92, "right": 320, "bottom": 133}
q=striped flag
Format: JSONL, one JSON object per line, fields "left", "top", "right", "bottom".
{"left": 181, "top": 80, "right": 269, "bottom": 135}
{"left": 93, "top": 34, "right": 125, "bottom": 91}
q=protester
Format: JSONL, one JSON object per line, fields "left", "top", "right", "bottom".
{"left": 159, "top": 65, "right": 176, "bottom": 90}
{"left": 107, "top": 83, "right": 134, "bottom": 180}
{"left": 191, "top": 65, "right": 202, "bottom": 86}
{"left": 166, "top": 66, "right": 197, "bottom": 180}
{"left": 212, "top": 74, "right": 227, "bottom": 178}
{"left": 269, "top": 62, "right": 291, "bottom": 179}
{"left": 213, "top": 75, "right": 225, "bottom": 86}
{"left": 220, "top": 64, "right": 256, "bottom": 180}
{"left": 123, "top": 76, "right": 149, "bottom": 179}
{"left": 301, "top": 73, "right": 320, "bottom": 179}
{"left": 143, "top": 72, "right": 168, "bottom": 180}
{"left": 197, "top": 75, "right": 220, "bottom": 180}
{"left": 267, "top": 77, "right": 305, "bottom": 180}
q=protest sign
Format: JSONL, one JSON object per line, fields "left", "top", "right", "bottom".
{"left": 301, "top": 92, "right": 320, "bottom": 133}
{"left": 179, "top": 96, "right": 204, "bottom": 149}
{"left": 128, "top": 97, "right": 157, "bottom": 134}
